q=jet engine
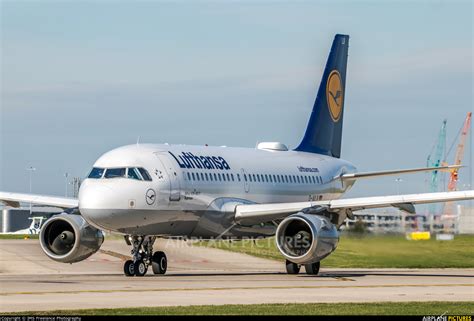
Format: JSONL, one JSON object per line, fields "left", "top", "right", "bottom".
{"left": 275, "top": 213, "right": 339, "bottom": 264}
{"left": 39, "top": 213, "right": 104, "bottom": 263}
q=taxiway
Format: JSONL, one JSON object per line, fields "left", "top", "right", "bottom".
{"left": 0, "top": 239, "right": 472, "bottom": 313}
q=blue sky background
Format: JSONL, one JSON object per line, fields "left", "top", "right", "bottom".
{"left": 1, "top": 1, "right": 472, "bottom": 204}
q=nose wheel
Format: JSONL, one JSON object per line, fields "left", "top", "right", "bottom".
{"left": 134, "top": 260, "right": 147, "bottom": 276}
{"left": 123, "top": 235, "right": 168, "bottom": 277}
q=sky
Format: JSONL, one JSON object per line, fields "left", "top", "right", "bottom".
{"left": 0, "top": 0, "right": 472, "bottom": 203}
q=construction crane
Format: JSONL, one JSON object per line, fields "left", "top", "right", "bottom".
{"left": 441, "top": 112, "right": 472, "bottom": 233}
{"left": 447, "top": 112, "right": 472, "bottom": 192}
{"left": 426, "top": 119, "right": 447, "bottom": 195}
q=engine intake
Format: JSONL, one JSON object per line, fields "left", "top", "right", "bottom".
{"left": 40, "top": 213, "right": 104, "bottom": 263}
{"left": 275, "top": 213, "right": 339, "bottom": 264}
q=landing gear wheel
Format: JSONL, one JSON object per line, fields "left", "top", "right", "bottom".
{"left": 124, "top": 260, "right": 135, "bottom": 276}
{"left": 134, "top": 260, "right": 147, "bottom": 277}
{"left": 285, "top": 260, "right": 300, "bottom": 274}
{"left": 152, "top": 251, "right": 167, "bottom": 275}
{"left": 304, "top": 261, "right": 320, "bottom": 275}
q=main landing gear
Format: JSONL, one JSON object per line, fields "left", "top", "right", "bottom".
{"left": 285, "top": 259, "right": 320, "bottom": 275}
{"left": 123, "top": 235, "right": 168, "bottom": 277}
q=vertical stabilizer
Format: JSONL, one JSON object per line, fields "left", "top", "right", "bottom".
{"left": 295, "top": 34, "right": 349, "bottom": 158}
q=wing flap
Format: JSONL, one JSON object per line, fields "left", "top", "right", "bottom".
{"left": 0, "top": 192, "right": 78, "bottom": 209}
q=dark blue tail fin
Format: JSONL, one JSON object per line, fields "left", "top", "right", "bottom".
{"left": 294, "top": 34, "right": 349, "bottom": 158}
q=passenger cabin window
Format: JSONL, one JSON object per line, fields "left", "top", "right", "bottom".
{"left": 88, "top": 167, "right": 105, "bottom": 179}
{"left": 104, "top": 168, "right": 126, "bottom": 178}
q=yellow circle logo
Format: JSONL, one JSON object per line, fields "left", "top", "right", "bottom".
{"left": 326, "top": 70, "right": 343, "bottom": 122}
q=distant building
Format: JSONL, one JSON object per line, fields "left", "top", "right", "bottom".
{"left": 458, "top": 205, "right": 474, "bottom": 234}
{"left": 342, "top": 206, "right": 474, "bottom": 235}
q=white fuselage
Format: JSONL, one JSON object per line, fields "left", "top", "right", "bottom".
{"left": 78, "top": 144, "right": 357, "bottom": 238}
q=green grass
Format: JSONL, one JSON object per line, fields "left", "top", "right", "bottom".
{"left": 12, "top": 302, "right": 474, "bottom": 315}
{"left": 0, "top": 234, "right": 38, "bottom": 239}
{"left": 198, "top": 234, "right": 474, "bottom": 268}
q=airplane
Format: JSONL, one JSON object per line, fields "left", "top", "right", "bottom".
{"left": 1, "top": 34, "right": 473, "bottom": 277}
{"left": 2, "top": 216, "right": 45, "bottom": 235}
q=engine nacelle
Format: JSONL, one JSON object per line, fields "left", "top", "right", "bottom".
{"left": 275, "top": 213, "right": 339, "bottom": 264}
{"left": 39, "top": 213, "right": 104, "bottom": 263}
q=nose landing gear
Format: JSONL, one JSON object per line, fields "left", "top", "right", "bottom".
{"left": 123, "top": 235, "right": 168, "bottom": 277}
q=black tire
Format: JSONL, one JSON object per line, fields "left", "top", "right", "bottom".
{"left": 152, "top": 251, "right": 167, "bottom": 275}
{"left": 285, "top": 259, "right": 300, "bottom": 274}
{"left": 134, "top": 260, "right": 147, "bottom": 277}
{"left": 124, "top": 260, "right": 135, "bottom": 277}
{"left": 304, "top": 261, "right": 320, "bottom": 275}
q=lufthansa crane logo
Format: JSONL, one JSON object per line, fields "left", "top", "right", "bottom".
{"left": 145, "top": 189, "right": 156, "bottom": 205}
{"left": 326, "top": 70, "right": 343, "bottom": 122}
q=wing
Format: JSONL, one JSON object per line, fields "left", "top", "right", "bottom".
{"left": 0, "top": 192, "right": 78, "bottom": 209}
{"left": 234, "top": 190, "right": 474, "bottom": 226}
{"left": 338, "top": 165, "right": 461, "bottom": 181}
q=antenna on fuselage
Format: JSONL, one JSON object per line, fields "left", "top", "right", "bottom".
{"left": 136, "top": 136, "right": 140, "bottom": 146}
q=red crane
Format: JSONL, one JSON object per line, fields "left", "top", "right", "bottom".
{"left": 448, "top": 112, "right": 472, "bottom": 192}
{"left": 441, "top": 112, "right": 472, "bottom": 231}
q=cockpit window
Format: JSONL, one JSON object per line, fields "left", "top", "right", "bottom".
{"left": 127, "top": 168, "right": 141, "bottom": 180}
{"left": 104, "top": 168, "right": 126, "bottom": 178}
{"left": 88, "top": 167, "right": 105, "bottom": 179}
{"left": 88, "top": 167, "right": 151, "bottom": 181}
{"left": 138, "top": 168, "right": 152, "bottom": 181}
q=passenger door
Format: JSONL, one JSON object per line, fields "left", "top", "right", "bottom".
{"left": 155, "top": 152, "right": 181, "bottom": 202}
{"left": 241, "top": 168, "right": 249, "bottom": 193}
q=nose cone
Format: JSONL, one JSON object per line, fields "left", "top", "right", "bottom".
{"left": 79, "top": 180, "right": 115, "bottom": 209}
{"left": 78, "top": 180, "right": 116, "bottom": 230}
